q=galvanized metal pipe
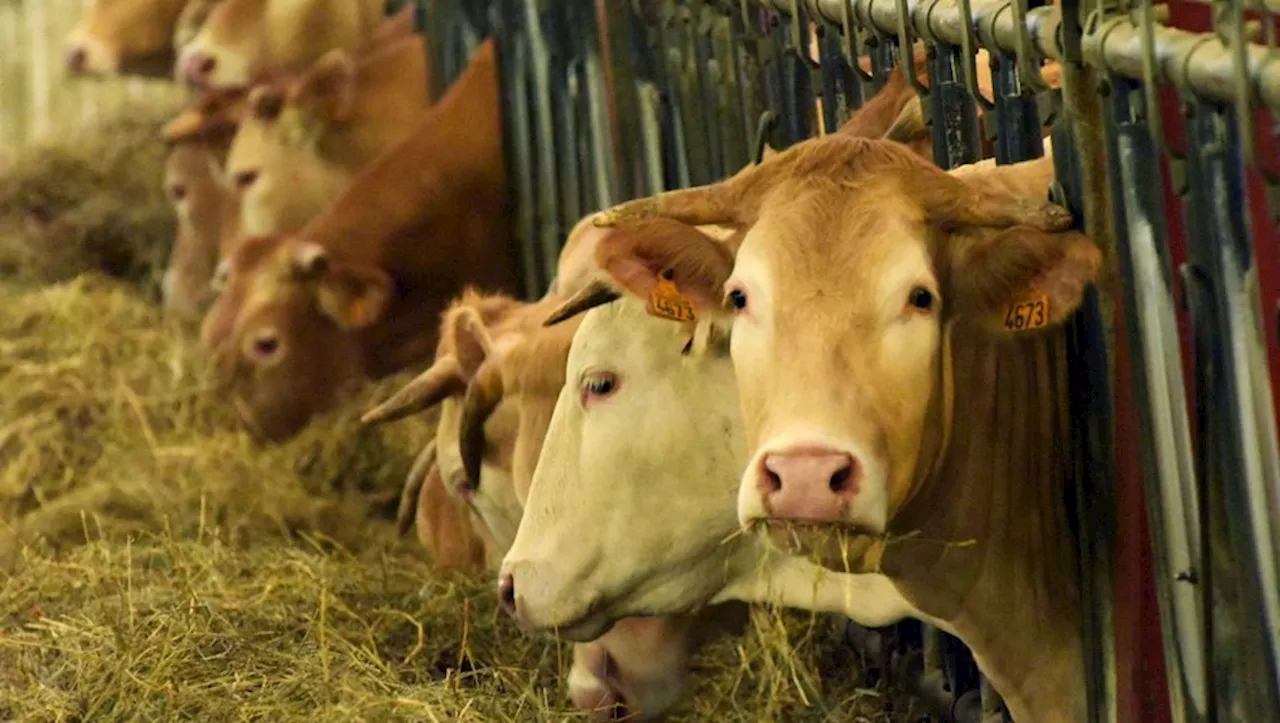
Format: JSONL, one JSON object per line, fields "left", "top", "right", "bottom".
{"left": 744, "top": 0, "right": 1280, "bottom": 114}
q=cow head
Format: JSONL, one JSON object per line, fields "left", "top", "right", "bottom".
{"left": 366, "top": 285, "right": 738, "bottom": 722}
{"left": 224, "top": 83, "right": 350, "bottom": 238}
{"left": 500, "top": 219, "right": 750, "bottom": 642}
{"left": 270, "top": 33, "right": 432, "bottom": 173}
{"left": 583, "top": 136, "right": 1101, "bottom": 566}
{"left": 64, "top": 0, "right": 186, "bottom": 77}
{"left": 160, "top": 141, "right": 231, "bottom": 318}
{"left": 174, "top": 0, "right": 384, "bottom": 90}
{"left": 362, "top": 293, "right": 531, "bottom": 556}
{"left": 200, "top": 234, "right": 391, "bottom": 441}
{"left": 175, "top": 0, "right": 268, "bottom": 89}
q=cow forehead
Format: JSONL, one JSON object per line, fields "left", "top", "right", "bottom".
{"left": 570, "top": 301, "right": 690, "bottom": 378}
{"left": 740, "top": 184, "right": 934, "bottom": 313}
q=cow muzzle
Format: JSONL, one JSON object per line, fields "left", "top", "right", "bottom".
{"left": 738, "top": 438, "right": 889, "bottom": 539}
{"left": 496, "top": 565, "right": 613, "bottom": 643}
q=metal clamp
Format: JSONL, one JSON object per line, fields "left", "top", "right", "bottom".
{"left": 956, "top": 0, "right": 996, "bottom": 109}
{"left": 894, "top": 0, "right": 932, "bottom": 95}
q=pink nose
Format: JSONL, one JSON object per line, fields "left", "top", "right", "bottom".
{"left": 65, "top": 46, "right": 87, "bottom": 73}
{"left": 758, "top": 447, "right": 859, "bottom": 522}
{"left": 181, "top": 52, "right": 216, "bottom": 87}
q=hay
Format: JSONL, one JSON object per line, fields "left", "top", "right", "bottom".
{"left": 0, "top": 274, "right": 910, "bottom": 721}
{"left": 0, "top": 95, "right": 183, "bottom": 298}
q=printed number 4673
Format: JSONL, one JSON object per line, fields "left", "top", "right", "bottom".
{"left": 1004, "top": 299, "right": 1048, "bottom": 331}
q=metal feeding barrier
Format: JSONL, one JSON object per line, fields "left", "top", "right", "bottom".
{"left": 404, "top": 0, "right": 1280, "bottom": 720}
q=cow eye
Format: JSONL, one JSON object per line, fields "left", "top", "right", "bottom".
{"left": 907, "top": 286, "right": 934, "bottom": 312}
{"left": 579, "top": 370, "right": 619, "bottom": 407}
{"left": 725, "top": 288, "right": 748, "bottom": 312}
{"left": 233, "top": 169, "right": 259, "bottom": 190}
{"left": 169, "top": 183, "right": 187, "bottom": 202}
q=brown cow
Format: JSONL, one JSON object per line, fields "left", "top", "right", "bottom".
{"left": 224, "top": 26, "right": 433, "bottom": 239}
{"left": 175, "top": 0, "right": 385, "bottom": 89}
{"left": 540, "top": 137, "right": 1100, "bottom": 721}
{"left": 199, "top": 38, "right": 520, "bottom": 442}
{"left": 160, "top": 139, "right": 235, "bottom": 318}
{"left": 158, "top": 84, "right": 260, "bottom": 313}
{"left": 65, "top": 0, "right": 189, "bottom": 77}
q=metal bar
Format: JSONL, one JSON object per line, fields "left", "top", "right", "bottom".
{"left": 1084, "top": 14, "right": 1280, "bottom": 115}
{"left": 755, "top": 0, "right": 1280, "bottom": 114}
{"left": 492, "top": 0, "right": 543, "bottom": 299}
{"left": 1103, "top": 71, "right": 1208, "bottom": 723}
{"left": 522, "top": 0, "right": 564, "bottom": 290}
{"left": 1180, "top": 97, "right": 1280, "bottom": 721}
{"left": 926, "top": 43, "right": 984, "bottom": 167}
{"left": 986, "top": 50, "right": 1048, "bottom": 162}
{"left": 816, "top": 17, "right": 867, "bottom": 130}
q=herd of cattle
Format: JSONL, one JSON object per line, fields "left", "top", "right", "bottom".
{"left": 60, "top": 0, "right": 1099, "bottom": 720}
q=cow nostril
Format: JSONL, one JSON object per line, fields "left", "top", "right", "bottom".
{"left": 197, "top": 55, "right": 215, "bottom": 74}
{"left": 65, "top": 47, "right": 87, "bottom": 72}
{"left": 762, "top": 466, "right": 782, "bottom": 493}
{"left": 829, "top": 462, "right": 855, "bottom": 494}
{"left": 498, "top": 574, "right": 516, "bottom": 617}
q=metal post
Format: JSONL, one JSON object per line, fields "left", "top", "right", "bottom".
{"left": 1179, "top": 94, "right": 1280, "bottom": 722}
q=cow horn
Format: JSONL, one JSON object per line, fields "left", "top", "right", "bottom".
{"left": 458, "top": 359, "right": 505, "bottom": 490}
{"left": 543, "top": 278, "right": 621, "bottom": 327}
{"left": 397, "top": 439, "right": 437, "bottom": 536}
{"left": 361, "top": 357, "right": 466, "bottom": 426}
{"left": 591, "top": 182, "right": 741, "bottom": 230}
{"left": 927, "top": 155, "right": 1074, "bottom": 232}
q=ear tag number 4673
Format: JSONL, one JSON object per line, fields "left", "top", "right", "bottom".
{"left": 1003, "top": 293, "right": 1050, "bottom": 332}
{"left": 647, "top": 278, "right": 698, "bottom": 323}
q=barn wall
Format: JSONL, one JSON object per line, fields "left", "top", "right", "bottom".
{"left": 0, "top": 0, "right": 183, "bottom": 152}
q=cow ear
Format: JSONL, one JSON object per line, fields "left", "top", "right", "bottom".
{"left": 162, "top": 109, "right": 205, "bottom": 144}
{"left": 292, "top": 49, "right": 357, "bottom": 122}
{"left": 315, "top": 261, "right": 393, "bottom": 331}
{"left": 448, "top": 307, "right": 496, "bottom": 377}
{"left": 249, "top": 85, "right": 285, "bottom": 122}
{"left": 595, "top": 218, "right": 736, "bottom": 320}
{"left": 945, "top": 227, "right": 1102, "bottom": 335}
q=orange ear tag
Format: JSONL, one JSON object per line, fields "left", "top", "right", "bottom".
{"left": 646, "top": 277, "right": 698, "bottom": 323}
{"left": 1002, "top": 292, "right": 1051, "bottom": 332}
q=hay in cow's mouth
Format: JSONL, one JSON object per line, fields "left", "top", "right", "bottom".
{"left": 0, "top": 272, "right": 921, "bottom": 721}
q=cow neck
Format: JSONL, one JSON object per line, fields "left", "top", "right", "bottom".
{"left": 299, "top": 40, "right": 507, "bottom": 277}
{"left": 884, "top": 319, "right": 1084, "bottom": 722}
{"left": 357, "top": 287, "right": 447, "bottom": 378}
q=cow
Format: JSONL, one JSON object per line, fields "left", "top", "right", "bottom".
{"left": 361, "top": 289, "right": 747, "bottom": 721}
{"left": 223, "top": 25, "right": 433, "bottom": 240}
{"left": 160, "top": 139, "right": 235, "bottom": 317}
{"left": 158, "top": 84, "right": 262, "bottom": 314}
{"left": 175, "top": 0, "right": 385, "bottom": 90}
{"left": 504, "top": 136, "right": 1100, "bottom": 722}
{"left": 64, "top": 0, "right": 189, "bottom": 77}
{"left": 199, "top": 38, "right": 520, "bottom": 442}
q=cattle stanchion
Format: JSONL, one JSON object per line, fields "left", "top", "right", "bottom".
{"left": 1174, "top": 30, "right": 1280, "bottom": 718}
{"left": 1092, "top": 2, "right": 1208, "bottom": 719}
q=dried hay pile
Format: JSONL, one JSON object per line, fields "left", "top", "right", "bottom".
{"left": 0, "top": 274, "right": 907, "bottom": 721}
{"left": 0, "top": 95, "right": 183, "bottom": 298}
